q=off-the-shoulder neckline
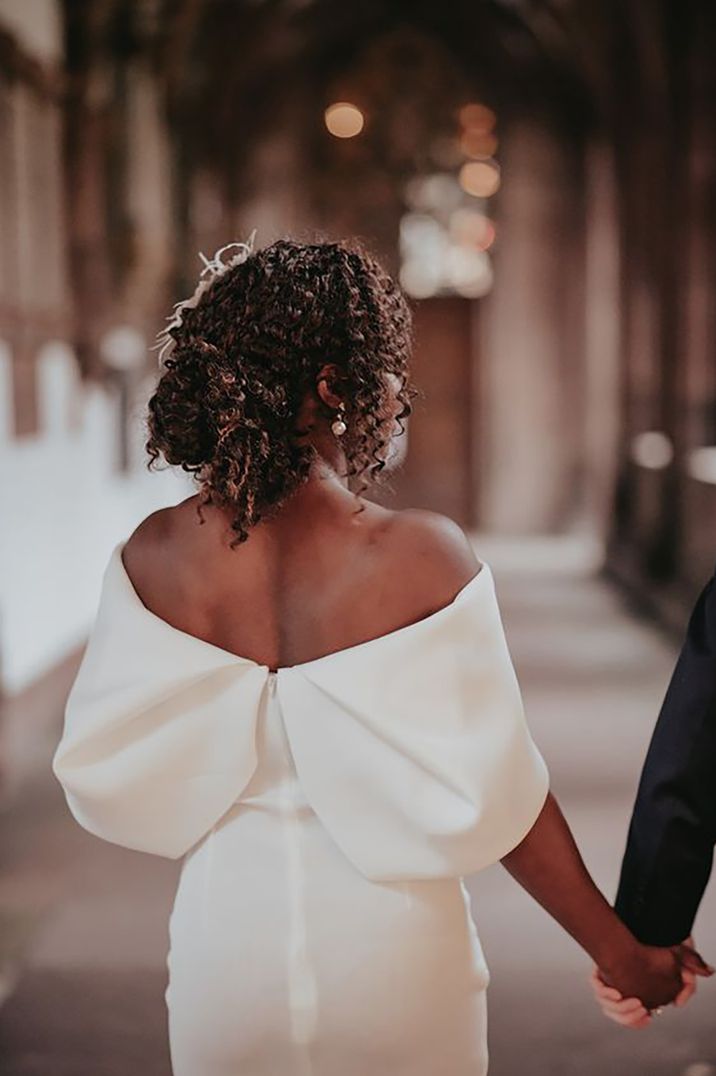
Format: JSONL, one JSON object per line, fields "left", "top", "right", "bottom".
{"left": 110, "top": 541, "right": 492, "bottom": 674}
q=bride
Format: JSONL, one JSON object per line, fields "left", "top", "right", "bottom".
{"left": 52, "top": 235, "right": 709, "bottom": 1075}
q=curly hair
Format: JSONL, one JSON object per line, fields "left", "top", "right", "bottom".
{"left": 144, "top": 237, "right": 419, "bottom": 547}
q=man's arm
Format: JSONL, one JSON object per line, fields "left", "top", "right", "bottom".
{"left": 614, "top": 569, "right": 716, "bottom": 946}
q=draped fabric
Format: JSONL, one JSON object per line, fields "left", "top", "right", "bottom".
{"left": 52, "top": 541, "right": 549, "bottom": 878}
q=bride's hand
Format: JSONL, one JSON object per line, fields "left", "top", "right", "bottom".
{"left": 589, "top": 965, "right": 652, "bottom": 1028}
{"left": 589, "top": 936, "right": 712, "bottom": 1028}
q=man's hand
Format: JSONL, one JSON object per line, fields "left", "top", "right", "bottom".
{"left": 590, "top": 937, "right": 713, "bottom": 1028}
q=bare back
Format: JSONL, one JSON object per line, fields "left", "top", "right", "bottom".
{"left": 121, "top": 490, "right": 480, "bottom": 671}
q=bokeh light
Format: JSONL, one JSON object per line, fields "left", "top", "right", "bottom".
{"left": 404, "top": 172, "right": 463, "bottom": 214}
{"left": 460, "top": 129, "right": 498, "bottom": 159}
{"left": 459, "top": 159, "right": 501, "bottom": 197}
{"left": 449, "top": 208, "right": 496, "bottom": 251}
{"left": 324, "top": 102, "right": 365, "bottom": 138}
{"left": 445, "top": 246, "right": 494, "bottom": 297}
{"left": 631, "top": 431, "right": 674, "bottom": 469}
{"left": 457, "top": 102, "right": 496, "bottom": 132}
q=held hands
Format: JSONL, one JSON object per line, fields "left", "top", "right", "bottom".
{"left": 590, "top": 937, "right": 714, "bottom": 1028}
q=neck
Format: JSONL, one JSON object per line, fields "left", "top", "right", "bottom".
{"left": 306, "top": 454, "right": 349, "bottom": 489}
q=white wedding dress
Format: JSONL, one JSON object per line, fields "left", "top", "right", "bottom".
{"left": 51, "top": 541, "right": 549, "bottom": 1076}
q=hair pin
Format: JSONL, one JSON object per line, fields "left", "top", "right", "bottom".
{"left": 150, "top": 229, "right": 258, "bottom": 368}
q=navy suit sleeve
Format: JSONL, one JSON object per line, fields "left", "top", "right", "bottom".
{"left": 614, "top": 570, "right": 716, "bottom": 946}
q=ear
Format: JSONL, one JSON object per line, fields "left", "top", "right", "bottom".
{"left": 315, "top": 363, "right": 345, "bottom": 409}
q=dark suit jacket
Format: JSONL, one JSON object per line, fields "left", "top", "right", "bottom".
{"left": 615, "top": 568, "right": 716, "bottom": 946}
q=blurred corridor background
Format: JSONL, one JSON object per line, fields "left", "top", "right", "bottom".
{"left": 0, "top": 0, "right": 715, "bottom": 1072}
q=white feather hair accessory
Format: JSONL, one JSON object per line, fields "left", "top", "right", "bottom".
{"left": 150, "top": 230, "right": 258, "bottom": 368}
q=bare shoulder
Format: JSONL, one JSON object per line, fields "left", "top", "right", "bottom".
{"left": 385, "top": 508, "right": 483, "bottom": 599}
{"left": 125, "top": 506, "right": 173, "bottom": 548}
{"left": 121, "top": 506, "right": 175, "bottom": 583}
{"left": 122, "top": 494, "right": 202, "bottom": 558}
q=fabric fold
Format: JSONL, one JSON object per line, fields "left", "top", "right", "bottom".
{"left": 275, "top": 572, "right": 549, "bottom": 881}
{"left": 51, "top": 547, "right": 267, "bottom": 858}
{"left": 51, "top": 542, "right": 549, "bottom": 874}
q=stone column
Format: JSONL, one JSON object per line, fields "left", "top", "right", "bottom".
{"left": 480, "top": 118, "right": 584, "bottom": 534}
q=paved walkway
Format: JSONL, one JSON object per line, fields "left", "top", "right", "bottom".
{"left": 1, "top": 535, "right": 714, "bottom": 1075}
{"left": 468, "top": 536, "right": 716, "bottom": 1076}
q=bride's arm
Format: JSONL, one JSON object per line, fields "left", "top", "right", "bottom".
{"left": 500, "top": 792, "right": 713, "bottom": 1009}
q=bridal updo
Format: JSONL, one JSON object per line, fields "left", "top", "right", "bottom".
{"left": 144, "top": 236, "right": 417, "bottom": 546}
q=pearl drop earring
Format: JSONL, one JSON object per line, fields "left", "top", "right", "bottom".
{"left": 331, "top": 402, "right": 347, "bottom": 437}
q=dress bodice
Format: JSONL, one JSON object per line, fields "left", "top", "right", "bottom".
{"left": 231, "top": 673, "right": 309, "bottom": 813}
{"left": 51, "top": 541, "right": 550, "bottom": 881}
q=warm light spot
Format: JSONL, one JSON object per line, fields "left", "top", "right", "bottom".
{"left": 324, "top": 102, "right": 364, "bottom": 138}
{"left": 631, "top": 431, "right": 674, "bottom": 470}
{"left": 477, "top": 221, "right": 496, "bottom": 250}
{"left": 450, "top": 208, "right": 496, "bottom": 251}
{"left": 460, "top": 129, "right": 498, "bottom": 159}
{"left": 458, "top": 102, "right": 496, "bottom": 132}
{"left": 459, "top": 159, "right": 501, "bottom": 197}
{"left": 687, "top": 446, "right": 716, "bottom": 484}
